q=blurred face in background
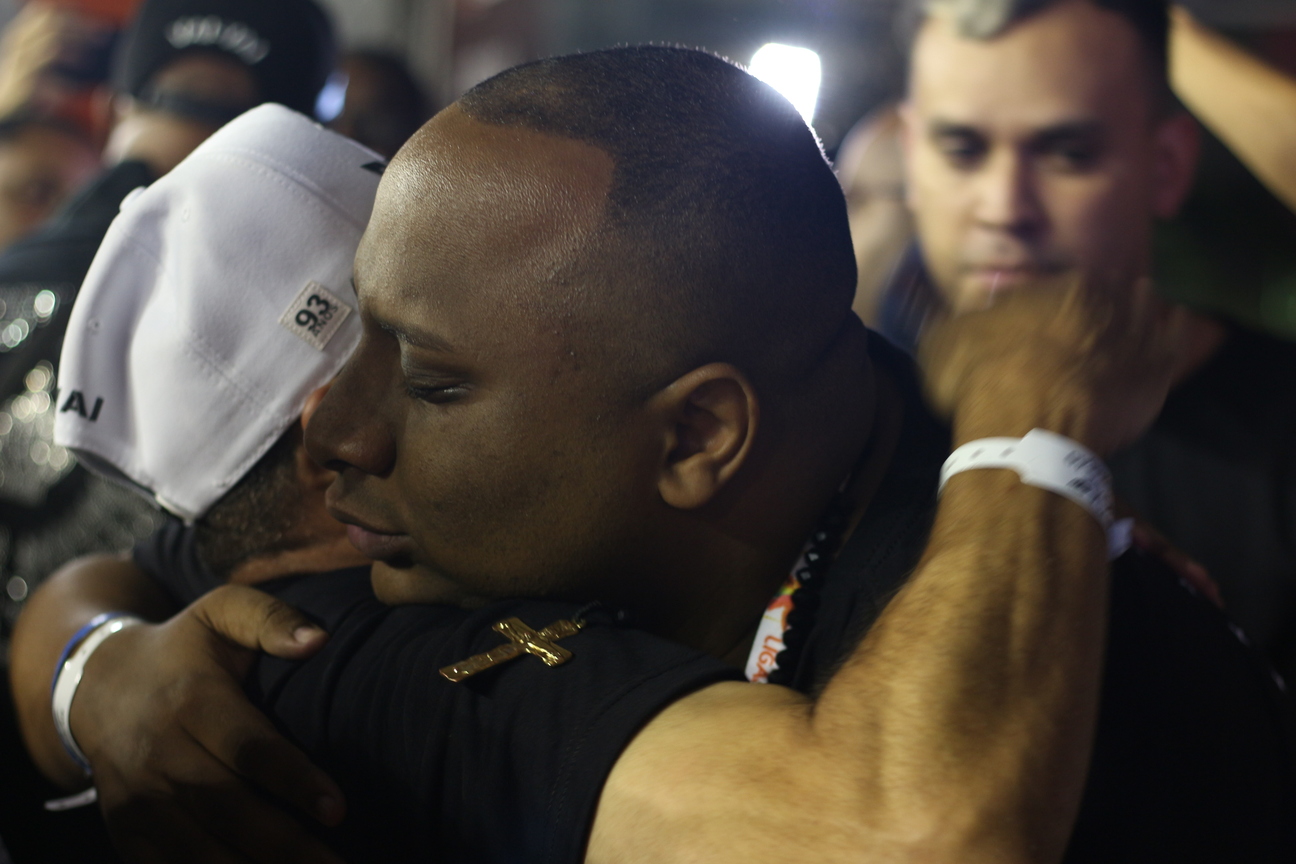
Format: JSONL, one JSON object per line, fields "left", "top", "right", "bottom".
{"left": 0, "top": 122, "right": 98, "bottom": 249}
{"left": 904, "top": 0, "right": 1198, "bottom": 313}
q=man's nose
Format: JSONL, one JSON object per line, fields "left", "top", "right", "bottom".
{"left": 304, "top": 347, "right": 397, "bottom": 477}
{"left": 973, "top": 149, "right": 1046, "bottom": 239}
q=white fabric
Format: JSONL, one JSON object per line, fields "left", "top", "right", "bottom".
{"left": 939, "top": 428, "right": 1133, "bottom": 559}
{"left": 55, "top": 104, "right": 382, "bottom": 520}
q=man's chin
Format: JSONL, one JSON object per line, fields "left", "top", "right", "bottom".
{"left": 953, "top": 269, "right": 1050, "bottom": 312}
{"left": 369, "top": 560, "right": 492, "bottom": 608}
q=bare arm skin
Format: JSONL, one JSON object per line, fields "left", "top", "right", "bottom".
{"left": 589, "top": 280, "right": 1183, "bottom": 864}
{"left": 1171, "top": 6, "right": 1296, "bottom": 212}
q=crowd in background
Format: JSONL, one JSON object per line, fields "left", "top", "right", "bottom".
{"left": 0, "top": 0, "right": 1294, "bottom": 861}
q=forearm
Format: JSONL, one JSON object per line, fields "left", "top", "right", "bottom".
{"left": 1171, "top": 7, "right": 1296, "bottom": 211}
{"left": 594, "top": 413, "right": 1110, "bottom": 864}
{"left": 8, "top": 555, "right": 176, "bottom": 788}
{"left": 819, "top": 484, "right": 1105, "bottom": 860}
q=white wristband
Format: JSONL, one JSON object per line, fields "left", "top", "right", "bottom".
{"left": 939, "top": 428, "right": 1133, "bottom": 560}
{"left": 51, "top": 614, "right": 144, "bottom": 775}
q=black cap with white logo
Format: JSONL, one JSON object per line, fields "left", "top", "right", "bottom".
{"left": 112, "top": 0, "right": 336, "bottom": 118}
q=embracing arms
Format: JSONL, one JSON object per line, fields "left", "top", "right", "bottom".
{"left": 8, "top": 556, "right": 347, "bottom": 863}
{"left": 588, "top": 281, "right": 1181, "bottom": 864}
{"left": 10, "top": 278, "right": 1179, "bottom": 864}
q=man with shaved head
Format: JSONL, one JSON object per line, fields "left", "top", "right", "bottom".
{"left": 16, "top": 46, "right": 1296, "bottom": 863}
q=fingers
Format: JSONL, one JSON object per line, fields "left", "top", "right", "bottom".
{"left": 108, "top": 802, "right": 258, "bottom": 864}
{"left": 103, "top": 763, "right": 341, "bottom": 864}
{"left": 190, "top": 585, "right": 329, "bottom": 660}
{"left": 175, "top": 765, "right": 347, "bottom": 864}
{"left": 178, "top": 674, "right": 346, "bottom": 827}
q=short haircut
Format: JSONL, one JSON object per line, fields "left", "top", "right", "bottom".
{"left": 905, "top": 0, "right": 1172, "bottom": 107}
{"left": 195, "top": 425, "right": 302, "bottom": 581}
{"left": 456, "top": 46, "right": 857, "bottom": 398}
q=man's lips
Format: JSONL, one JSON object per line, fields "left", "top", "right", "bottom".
{"left": 333, "top": 514, "right": 412, "bottom": 561}
{"left": 961, "top": 266, "right": 1048, "bottom": 302}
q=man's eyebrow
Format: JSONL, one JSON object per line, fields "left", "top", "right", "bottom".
{"left": 351, "top": 279, "right": 457, "bottom": 353}
{"left": 927, "top": 120, "right": 983, "bottom": 138}
{"left": 378, "top": 320, "right": 456, "bottom": 353}
{"left": 1029, "top": 121, "right": 1105, "bottom": 148}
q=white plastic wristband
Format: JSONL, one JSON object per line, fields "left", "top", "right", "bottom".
{"left": 939, "top": 428, "right": 1133, "bottom": 560}
{"left": 51, "top": 614, "right": 144, "bottom": 775}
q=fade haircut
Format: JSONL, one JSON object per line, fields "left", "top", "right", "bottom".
{"left": 195, "top": 425, "right": 303, "bottom": 581}
{"left": 456, "top": 46, "right": 857, "bottom": 401}
{"left": 906, "top": 0, "right": 1173, "bottom": 109}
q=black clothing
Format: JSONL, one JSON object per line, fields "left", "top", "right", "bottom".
{"left": 136, "top": 334, "right": 1296, "bottom": 862}
{"left": 1110, "top": 323, "right": 1296, "bottom": 684}
{"left": 113, "top": 0, "right": 336, "bottom": 118}
{"left": 134, "top": 528, "right": 741, "bottom": 863}
{"left": 263, "top": 572, "right": 736, "bottom": 864}
{"left": 879, "top": 253, "right": 1296, "bottom": 687}
{"left": 131, "top": 515, "right": 219, "bottom": 609}
{"left": 0, "top": 160, "right": 153, "bottom": 398}
{"left": 0, "top": 672, "right": 123, "bottom": 864}
{"left": 0, "top": 162, "right": 164, "bottom": 652}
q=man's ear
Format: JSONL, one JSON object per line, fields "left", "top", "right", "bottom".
{"left": 650, "top": 363, "right": 758, "bottom": 510}
{"left": 1152, "top": 111, "right": 1201, "bottom": 219}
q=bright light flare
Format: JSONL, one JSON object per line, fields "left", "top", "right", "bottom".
{"left": 749, "top": 43, "right": 822, "bottom": 126}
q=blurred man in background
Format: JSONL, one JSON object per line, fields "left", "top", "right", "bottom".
{"left": 0, "top": 112, "right": 98, "bottom": 248}
{"left": 0, "top": 4, "right": 122, "bottom": 251}
{"left": 834, "top": 104, "right": 911, "bottom": 327}
{"left": 328, "top": 49, "right": 431, "bottom": 159}
{"left": 893, "top": 0, "right": 1296, "bottom": 682}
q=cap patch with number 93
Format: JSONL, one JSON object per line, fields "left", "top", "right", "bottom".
{"left": 279, "top": 282, "right": 353, "bottom": 350}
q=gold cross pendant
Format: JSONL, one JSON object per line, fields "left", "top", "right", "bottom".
{"left": 440, "top": 616, "right": 585, "bottom": 682}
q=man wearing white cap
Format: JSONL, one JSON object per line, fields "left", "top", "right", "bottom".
{"left": 8, "top": 102, "right": 385, "bottom": 861}
{"left": 54, "top": 100, "right": 376, "bottom": 536}
{"left": 0, "top": 0, "right": 339, "bottom": 692}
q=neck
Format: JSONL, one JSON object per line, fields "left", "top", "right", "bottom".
{"left": 228, "top": 533, "right": 371, "bottom": 586}
{"left": 628, "top": 316, "right": 892, "bottom": 661}
{"left": 1171, "top": 309, "right": 1228, "bottom": 387}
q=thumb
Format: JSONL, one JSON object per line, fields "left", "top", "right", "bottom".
{"left": 189, "top": 584, "right": 329, "bottom": 660}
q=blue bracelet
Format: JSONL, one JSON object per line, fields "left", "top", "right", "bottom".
{"left": 51, "top": 611, "right": 136, "bottom": 774}
{"left": 50, "top": 612, "right": 123, "bottom": 700}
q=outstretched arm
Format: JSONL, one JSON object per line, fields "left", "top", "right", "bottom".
{"left": 589, "top": 279, "right": 1181, "bottom": 864}
{"left": 1171, "top": 6, "right": 1296, "bottom": 212}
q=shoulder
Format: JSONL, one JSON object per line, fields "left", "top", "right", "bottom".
{"left": 247, "top": 590, "right": 738, "bottom": 862}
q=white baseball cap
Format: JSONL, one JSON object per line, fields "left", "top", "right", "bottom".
{"left": 55, "top": 103, "right": 384, "bottom": 521}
